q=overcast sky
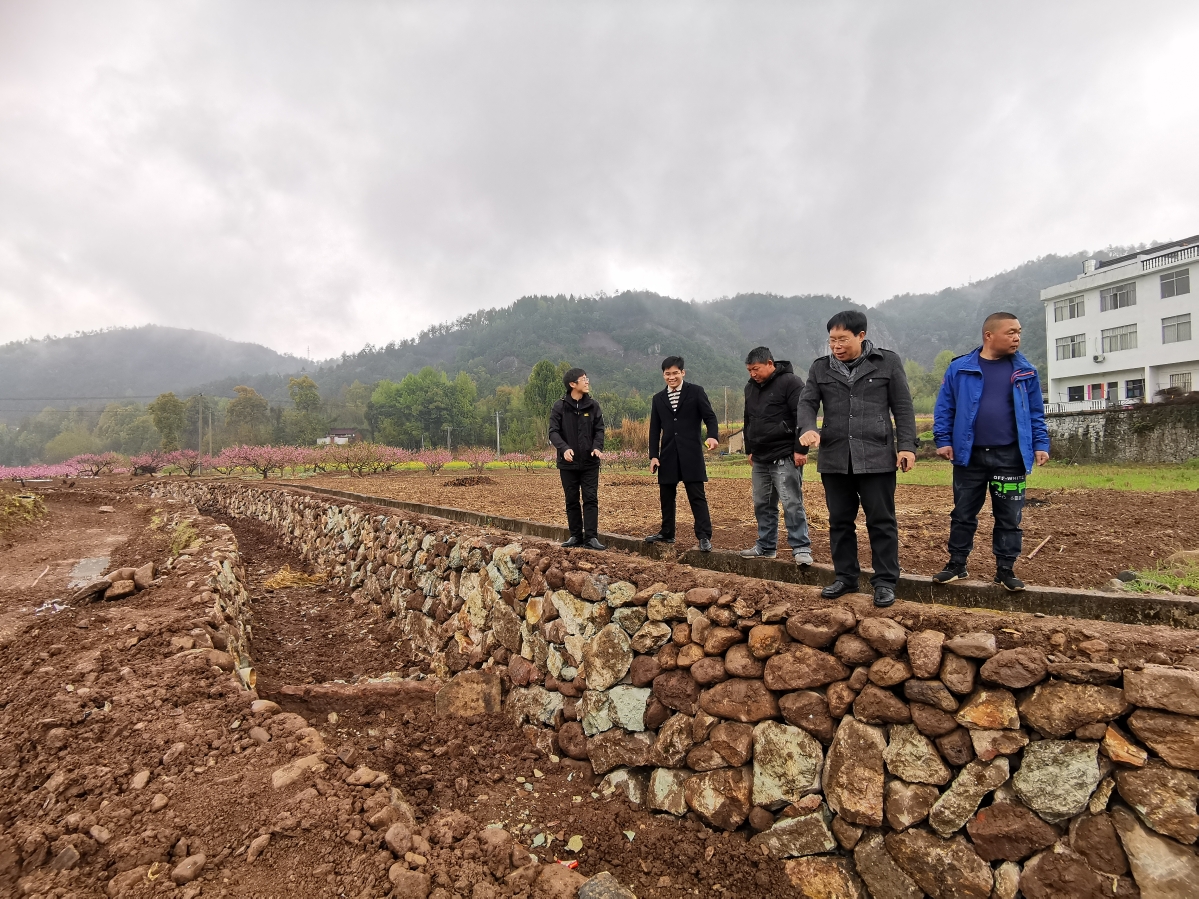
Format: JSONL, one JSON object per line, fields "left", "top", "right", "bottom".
{"left": 2, "top": 2, "right": 1197, "bottom": 359}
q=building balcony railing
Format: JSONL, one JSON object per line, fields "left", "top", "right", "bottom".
{"left": 1046, "top": 398, "right": 1146, "bottom": 414}
{"left": 1142, "top": 244, "right": 1199, "bottom": 271}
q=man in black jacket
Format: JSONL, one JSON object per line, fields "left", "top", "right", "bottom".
{"left": 797, "top": 310, "right": 918, "bottom": 607}
{"left": 740, "top": 346, "right": 813, "bottom": 564}
{"left": 548, "top": 367, "right": 606, "bottom": 550}
{"left": 644, "top": 356, "right": 720, "bottom": 551}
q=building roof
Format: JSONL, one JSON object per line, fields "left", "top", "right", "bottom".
{"left": 1095, "top": 235, "right": 1199, "bottom": 270}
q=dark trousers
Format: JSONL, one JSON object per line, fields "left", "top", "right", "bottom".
{"left": 948, "top": 443, "right": 1026, "bottom": 568}
{"left": 559, "top": 466, "right": 600, "bottom": 538}
{"left": 822, "top": 468, "right": 900, "bottom": 589}
{"left": 659, "top": 481, "right": 713, "bottom": 540}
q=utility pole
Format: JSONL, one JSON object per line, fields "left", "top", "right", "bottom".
{"left": 720, "top": 387, "right": 731, "bottom": 433}
{"left": 494, "top": 410, "right": 503, "bottom": 456}
{"left": 208, "top": 408, "right": 213, "bottom": 457}
{"left": 444, "top": 425, "right": 453, "bottom": 451}
{"left": 198, "top": 394, "right": 204, "bottom": 474}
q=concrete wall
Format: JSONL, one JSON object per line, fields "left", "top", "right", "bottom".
{"left": 1047, "top": 401, "right": 1199, "bottom": 463}
{"left": 153, "top": 480, "right": 1199, "bottom": 896}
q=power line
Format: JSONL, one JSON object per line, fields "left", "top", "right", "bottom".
{"left": 0, "top": 395, "right": 163, "bottom": 401}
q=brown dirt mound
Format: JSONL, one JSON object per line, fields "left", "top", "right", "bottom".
{"left": 445, "top": 476, "right": 498, "bottom": 488}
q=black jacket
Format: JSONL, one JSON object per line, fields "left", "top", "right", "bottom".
{"left": 648, "top": 382, "right": 720, "bottom": 484}
{"left": 743, "top": 360, "right": 805, "bottom": 463}
{"left": 796, "top": 346, "right": 919, "bottom": 475}
{"left": 548, "top": 393, "right": 606, "bottom": 470}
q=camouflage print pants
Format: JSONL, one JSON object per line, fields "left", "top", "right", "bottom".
{"left": 947, "top": 443, "right": 1026, "bottom": 568}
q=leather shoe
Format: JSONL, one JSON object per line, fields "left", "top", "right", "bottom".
{"left": 583, "top": 537, "right": 606, "bottom": 551}
{"left": 644, "top": 533, "right": 674, "bottom": 544}
{"left": 873, "top": 586, "right": 896, "bottom": 608}
{"left": 561, "top": 535, "right": 583, "bottom": 548}
{"left": 821, "top": 579, "right": 858, "bottom": 599}
{"left": 697, "top": 538, "right": 713, "bottom": 552}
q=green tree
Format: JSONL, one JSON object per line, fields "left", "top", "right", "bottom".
{"left": 932, "top": 350, "right": 955, "bottom": 386}
{"left": 288, "top": 376, "right": 323, "bottom": 416}
{"left": 523, "top": 360, "right": 562, "bottom": 421}
{"left": 371, "top": 367, "right": 477, "bottom": 447}
{"left": 148, "top": 392, "right": 187, "bottom": 451}
{"left": 43, "top": 428, "right": 98, "bottom": 463}
{"left": 225, "top": 386, "right": 270, "bottom": 444}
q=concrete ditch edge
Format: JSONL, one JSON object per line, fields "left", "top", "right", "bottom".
{"left": 286, "top": 483, "right": 1199, "bottom": 629}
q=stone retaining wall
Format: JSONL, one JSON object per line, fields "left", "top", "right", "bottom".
{"left": 1048, "top": 402, "right": 1199, "bottom": 463}
{"left": 160, "top": 481, "right": 1199, "bottom": 897}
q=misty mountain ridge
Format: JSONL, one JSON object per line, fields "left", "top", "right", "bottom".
{"left": 2, "top": 247, "right": 1140, "bottom": 416}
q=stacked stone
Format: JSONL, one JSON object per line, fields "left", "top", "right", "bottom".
{"left": 160, "top": 482, "right": 1199, "bottom": 898}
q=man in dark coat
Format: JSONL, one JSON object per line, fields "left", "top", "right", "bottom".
{"left": 548, "top": 367, "right": 606, "bottom": 550}
{"left": 740, "top": 346, "right": 813, "bottom": 564}
{"left": 644, "top": 356, "right": 720, "bottom": 551}
{"left": 797, "top": 310, "right": 918, "bottom": 607}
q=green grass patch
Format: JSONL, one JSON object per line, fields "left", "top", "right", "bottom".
{"left": 1125, "top": 560, "right": 1199, "bottom": 596}
{"left": 703, "top": 457, "right": 1199, "bottom": 491}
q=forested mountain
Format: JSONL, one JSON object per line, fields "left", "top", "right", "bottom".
{"left": 0, "top": 326, "right": 308, "bottom": 421}
{"left": 5, "top": 247, "right": 1133, "bottom": 420}
{"left": 305, "top": 249, "right": 1117, "bottom": 399}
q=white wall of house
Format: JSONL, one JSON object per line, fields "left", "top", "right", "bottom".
{"left": 1042, "top": 238, "right": 1197, "bottom": 411}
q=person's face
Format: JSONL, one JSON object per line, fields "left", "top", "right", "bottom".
{"left": 570, "top": 374, "right": 590, "bottom": 394}
{"left": 663, "top": 367, "right": 684, "bottom": 390}
{"left": 746, "top": 360, "right": 776, "bottom": 383}
{"left": 984, "top": 319, "right": 1022, "bottom": 355}
{"left": 828, "top": 326, "right": 866, "bottom": 361}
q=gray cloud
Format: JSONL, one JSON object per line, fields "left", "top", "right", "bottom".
{"left": 1, "top": 0, "right": 1197, "bottom": 358}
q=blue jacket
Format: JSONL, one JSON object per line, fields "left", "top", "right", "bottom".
{"left": 933, "top": 348, "right": 1049, "bottom": 473}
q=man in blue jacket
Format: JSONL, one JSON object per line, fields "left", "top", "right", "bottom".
{"left": 932, "top": 312, "right": 1050, "bottom": 591}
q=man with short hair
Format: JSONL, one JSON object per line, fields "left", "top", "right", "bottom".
{"left": 645, "top": 356, "right": 720, "bottom": 551}
{"left": 932, "top": 312, "right": 1050, "bottom": 591}
{"left": 798, "top": 310, "right": 918, "bottom": 608}
{"left": 740, "top": 346, "right": 812, "bottom": 565}
{"left": 548, "top": 368, "right": 606, "bottom": 550}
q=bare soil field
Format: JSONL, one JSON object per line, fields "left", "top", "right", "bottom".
{"left": 290, "top": 470, "right": 1199, "bottom": 590}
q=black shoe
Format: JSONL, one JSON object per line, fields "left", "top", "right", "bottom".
{"left": 821, "top": 580, "right": 858, "bottom": 599}
{"left": 583, "top": 537, "right": 607, "bottom": 551}
{"left": 644, "top": 533, "right": 675, "bottom": 544}
{"left": 561, "top": 535, "right": 583, "bottom": 548}
{"left": 873, "top": 586, "right": 896, "bottom": 608}
{"left": 697, "top": 538, "right": 713, "bottom": 552}
{"left": 932, "top": 562, "right": 969, "bottom": 584}
{"left": 995, "top": 568, "right": 1025, "bottom": 591}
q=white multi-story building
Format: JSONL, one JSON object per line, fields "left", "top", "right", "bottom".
{"left": 1041, "top": 235, "right": 1197, "bottom": 411}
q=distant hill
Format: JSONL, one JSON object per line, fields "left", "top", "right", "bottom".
{"left": 3, "top": 248, "right": 1138, "bottom": 419}
{"left": 305, "top": 249, "right": 1120, "bottom": 398}
{"left": 0, "top": 326, "right": 308, "bottom": 421}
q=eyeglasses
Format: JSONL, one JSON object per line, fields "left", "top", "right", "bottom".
{"left": 828, "top": 338, "right": 857, "bottom": 347}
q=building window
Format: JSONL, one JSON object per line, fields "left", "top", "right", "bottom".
{"left": 1161, "top": 268, "right": 1190, "bottom": 299}
{"left": 1172, "top": 372, "right": 1193, "bottom": 394}
{"left": 1163, "top": 313, "right": 1192, "bottom": 344}
{"left": 1055, "top": 333, "right": 1087, "bottom": 360}
{"left": 1054, "top": 296, "right": 1085, "bottom": 321}
{"left": 1099, "top": 282, "right": 1136, "bottom": 311}
{"left": 1126, "top": 379, "right": 1145, "bottom": 399}
{"left": 1067, "top": 386, "right": 1085, "bottom": 402}
{"left": 1101, "top": 324, "right": 1137, "bottom": 353}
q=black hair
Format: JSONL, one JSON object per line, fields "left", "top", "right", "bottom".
{"left": 826, "top": 310, "right": 868, "bottom": 334}
{"left": 661, "top": 355, "right": 685, "bottom": 372}
{"left": 744, "top": 346, "right": 773, "bottom": 365}
{"left": 982, "top": 311, "right": 1019, "bottom": 335}
{"left": 562, "top": 367, "right": 588, "bottom": 391}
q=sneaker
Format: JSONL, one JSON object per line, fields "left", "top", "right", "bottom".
{"left": 995, "top": 568, "right": 1025, "bottom": 592}
{"left": 793, "top": 550, "right": 813, "bottom": 567}
{"left": 932, "top": 562, "right": 969, "bottom": 584}
{"left": 739, "top": 547, "right": 776, "bottom": 559}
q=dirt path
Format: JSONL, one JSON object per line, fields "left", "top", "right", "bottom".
{"left": 289, "top": 470, "right": 1199, "bottom": 590}
{"left": 0, "top": 484, "right": 792, "bottom": 898}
